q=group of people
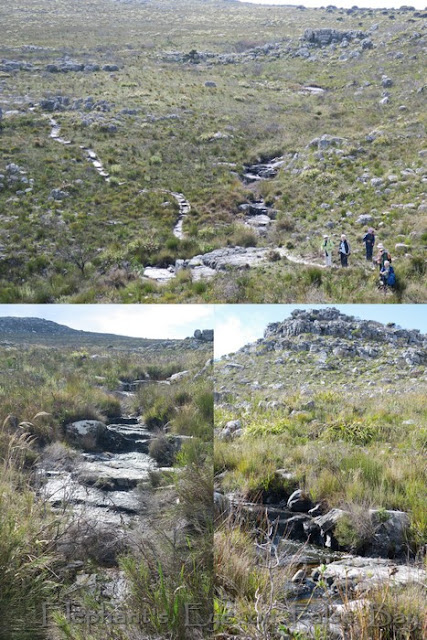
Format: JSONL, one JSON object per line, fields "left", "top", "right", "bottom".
{"left": 320, "top": 228, "right": 396, "bottom": 289}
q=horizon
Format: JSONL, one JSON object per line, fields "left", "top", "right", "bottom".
{"left": 0, "top": 305, "right": 215, "bottom": 341}
{"left": 236, "top": 0, "right": 426, "bottom": 9}
{"left": 0, "top": 306, "right": 425, "bottom": 358}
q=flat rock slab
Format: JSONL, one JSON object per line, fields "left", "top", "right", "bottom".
{"left": 40, "top": 452, "right": 155, "bottom": 514}
{"left": 78, "top": 452, "right": 155, "bottom": 482}
{"left": 320, "top": 556, "right": 426, "bottom": 592}
{"left": 143, "top": 266, "right": 176, "bottom": 282}
{"left": 144, "top": 245, "right": 325, "bottom": 283}
{"left": 187, "top": 246, "right": 272, "bottom": 269}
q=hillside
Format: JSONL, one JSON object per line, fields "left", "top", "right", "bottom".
{"left": 214, "top": 308, "right": 427, "bottom": 638}
{"left": 216, "top": 307, "right": 426, "bottom": 398}
{"left": 0, "top": 0, "right": 425, "bottom": 302}
{"left": 0, "top": 316, "right": 213, "bottom": 350}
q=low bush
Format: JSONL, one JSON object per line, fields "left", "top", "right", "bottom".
{"left": 148, "top": 435, "right": 175, "bottom": 466}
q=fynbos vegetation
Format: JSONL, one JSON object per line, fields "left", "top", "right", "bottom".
{"left": 0, "top": 0, "right": 425, "bottom": 302}
{"left": 214, "top": 308, "right": 426, "bottom": 639}
{"left": 0, "top": 318, "right": 213, "bottom": 639}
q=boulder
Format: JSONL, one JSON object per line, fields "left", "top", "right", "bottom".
{"left": 278, "top": 514, "right": 312, "bottom": 541}
{"left": 394, "top": 243, "right": 410, "bottom": 253}
{"left": 84, "top": 64, "right": 100, "bottom": 72}
{"left": 219, "top": 419, "right": 242, "bottom": 441}
{"left": 307, "top": 134, "right": 345, "bottom": 150}
{"left": 169, "top": 370, "right": 190, "bottom": 383}
{"left": 49, "top": 188, "right": 68, "bottom": 200}
{"left": 65, "top": 420, "right": 106, "bottom": 452}
{"left": 314, "top": 508, "right": 349, "bottom": 547}
{"left": 357, "top": 214, "right": 373, "bottom": 224}
{"left": 368, "top": 509, "right": 410, "bottom": 556}
{"left": 61, "top": 62, "right": 84, "bottom": 72}
{"left": 287, "top": 489, "right": 314, "bottom": 513}
{"left": 194, "top": 329, "right": 214, "bottom": 342}
{"left": 65, "top": 420, "right": 143, "bottom": 453}
{"left": 303, "top": 29, "right": 366, "bottom": 47}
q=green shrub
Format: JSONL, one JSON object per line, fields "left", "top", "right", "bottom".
{"left": 145, "top": 396, "right": 176, "bottom": 430}
{"left": 148, "top": 435, "right": 175, "bottom": 466}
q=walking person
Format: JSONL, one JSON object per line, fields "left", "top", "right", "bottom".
{"left": 375, "top": 243, "right": 391, "bottom": 271}
{"left": 320, "top": 234, "right": 334, "bottom": 267}
{"left": 338, "top": 234, "right": 350, "bottom": 267}
{"left": 363, "top": 227, "right": 375, "bottom": 261}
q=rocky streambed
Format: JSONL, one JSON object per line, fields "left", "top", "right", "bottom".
{"left": 38, "top": 417, "right": 157, "bottom": 528}
{"left": 215, "top": 490, "right": 426, "bottom": 637}
{"left": 143, "top": 154, "right": 327, "bottom": 283}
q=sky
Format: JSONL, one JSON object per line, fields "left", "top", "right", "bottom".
{"left": 0, "top": 305, "right": 215, "bottom": 341}
{"left": 0, "top": 304, "right": 425, "bottom": 358}
{"left": 237, "top": 0, "right": 426, "bottom": 8}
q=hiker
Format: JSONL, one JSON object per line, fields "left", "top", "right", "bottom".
{"left": 375, "top": 243, "right": 392, "bottom": 271}
{"left": 338, "top": 234, "right": 350, "bottom": 267}
{"left": 362, "top": 227, "right": 375, "bottom": 261}
{"left": 379, "top": 260, "right": 396, "bottom": 289}
{"left": 320, "top": 234, "right": 334, "bottom": 266}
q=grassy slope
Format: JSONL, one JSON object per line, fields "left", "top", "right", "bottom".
{"left": 0, "top": 0, "right": 425, "bottom": 302}
{"left": 214, "top": 335, "right": 427, "bottom": 546}
{"left": 214, "top": 325, "right": 426, "bottom": 638}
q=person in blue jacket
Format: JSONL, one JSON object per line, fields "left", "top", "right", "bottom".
{"left": 380, "top": 260, "right": 396, "bottom": 288}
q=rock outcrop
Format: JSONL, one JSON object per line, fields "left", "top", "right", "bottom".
{"left": 303, "top": 29, "right": 367, "bottom": 47}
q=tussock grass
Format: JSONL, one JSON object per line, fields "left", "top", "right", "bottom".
{"left": 215, "top": 389, "right": 427, "bottom": 550}
{"left": 1, "top": 0, "right": 425, "bottom": 301}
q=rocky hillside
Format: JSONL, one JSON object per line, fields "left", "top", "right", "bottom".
{"left": 214, "top": 308, "right": 426, "bottom": 638}
{"left": 216, "top": 308, "right": 426, "bottom": 404}
{"left": 0, "top": 0, "right": 425, "bottom": 302}
{"left": 0, "top": 316, "right": 85, "bottom": 336}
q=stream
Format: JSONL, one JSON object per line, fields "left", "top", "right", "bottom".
{"left": 218, "top": 493, "right": 427, "bottom": 637}
{"left": 143, "top": 154, "right": 326, "bottom": 283}
{"left": 37, "top": 416, "right": 157, "bottom": 529}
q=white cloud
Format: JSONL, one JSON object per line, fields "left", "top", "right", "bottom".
{"left": 79, "top": 305, "right": 214, "bottom": 339}
{"left": 214, "top": 315, "right": 260, "bottom": 359}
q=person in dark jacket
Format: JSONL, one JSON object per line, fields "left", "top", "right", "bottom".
{"left": 339, "top": 234, "right": 350, "bottom": 267}
{"left": 363, "top": 227, "right": 375, "bottom": 261}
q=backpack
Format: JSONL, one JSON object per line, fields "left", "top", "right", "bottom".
{"left": 387, "top": 268, "right": 396, "bottom": 287}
